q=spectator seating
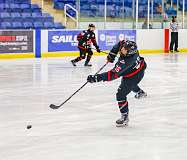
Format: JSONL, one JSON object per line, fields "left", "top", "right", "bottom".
{"left": 0, "top": 21, "right": 66, "bottom": 29}
{"left": 0, "top": 0, "right": 65, "bottom": 29}
{"left": 53, "top": 0, "right": 179, "bottom": 18}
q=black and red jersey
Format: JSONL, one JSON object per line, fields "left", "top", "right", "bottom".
{"left": 77, "top": 29, "right": 99, "bottom": 50}
{"left": 100, "top": 53, "right": 147, "bottom": 81}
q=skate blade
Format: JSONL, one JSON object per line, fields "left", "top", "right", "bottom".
{"left": 116, "top": 123, "right": 128, "bottom": 127}
{"left": 135, "top": 94, "right": 147, "bottom": 99}
{"left": 70, "top": 61, "right": 76, "bottom": 67}
{"left": 84, "top": 65, "right": 92, "bottom": 67}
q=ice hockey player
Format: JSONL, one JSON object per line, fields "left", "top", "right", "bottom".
{"left": 106, "top": 40, "right": 147, "bottom": 99}
{"left": 87, "top": 40, "right": 147, "bottom": 127}
{"left": 71, "top": 24, "right": 100, "bottom": 67}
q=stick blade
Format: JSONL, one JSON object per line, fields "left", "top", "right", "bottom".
{"left": 49, "top": 104, "right": 60, "bottom": 109}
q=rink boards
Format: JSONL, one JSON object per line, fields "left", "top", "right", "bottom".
{"left": 0, "top": 29, "right": 187, "bottom": 59}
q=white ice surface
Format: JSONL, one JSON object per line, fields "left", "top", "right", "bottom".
{"left": 0, "top": 54, "right": 187, "bottom": 160}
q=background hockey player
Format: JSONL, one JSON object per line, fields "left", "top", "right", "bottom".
{"left": 71, "top": 24, "right": 100, "bottom": 67}
{"left": 87, "top": 40, "right": 147, "bottom": 127}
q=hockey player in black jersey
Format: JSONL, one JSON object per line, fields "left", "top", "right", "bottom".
{"left": 87, "top": 40, "right": 147, "bottom": 127}
{"left": 107, "top": 40, "right": 147, "bottom": 99}
{"left": 71, "top": 24, "right": 100, "bottom": 67}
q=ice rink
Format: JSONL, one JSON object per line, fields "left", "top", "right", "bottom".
{"left": 0, "top": 53, "right": 187, "bottom": 160}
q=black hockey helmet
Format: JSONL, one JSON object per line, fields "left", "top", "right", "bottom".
{"left": 120, "top": 40, "right": 132, "bottom": 51}
{"left": 88, "top": 23, "right": 95, "bottom": 28}
{"left": 120, "top": 40, "right": 138, "bottom": 56}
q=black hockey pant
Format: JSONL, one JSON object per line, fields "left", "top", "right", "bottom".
{"left": 73, "top": 48, "right": 93, "bottom": 64}
{"left": 116, "top": 70, "right": 145, "bottom": 114}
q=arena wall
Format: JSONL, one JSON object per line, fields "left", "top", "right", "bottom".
{"left": 0, "top": 29, "right": 187, "bottom": 59}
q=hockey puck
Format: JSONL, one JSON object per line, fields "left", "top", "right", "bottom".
{"left": 27, "top": 125, "right": 32, "bottom": 129}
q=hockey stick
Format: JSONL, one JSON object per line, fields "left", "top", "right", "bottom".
{"left": 90, "top": 47, "right": 108, "bottom": 55}
{"left": 49, "top": 62, "right": 108, "bottom": 109}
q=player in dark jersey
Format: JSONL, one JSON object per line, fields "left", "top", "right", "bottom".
{"left": 71, "top": 24, "right": 100, "bottom": 67}
{"left": 106, "top": 40, "right": 147, "bottom": 99}
{"left": 87, "top": 40, "right": 147, "bottom": 127}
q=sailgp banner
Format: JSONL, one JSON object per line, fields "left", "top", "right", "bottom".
{"left": 48, "top": 30, "right": 136, "bottom": 52}
{"left": 98, "top": 30, "right": 136, "bottom": 50}
{"left": 48, "top": 30, "right": 79, "bottom": 52}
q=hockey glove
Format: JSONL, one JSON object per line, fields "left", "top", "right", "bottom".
{"left": 96, "top": 48, "right": 101, "bottom": 53}
{"left": 107, "top": 53, "right": 115, "bottom": 63}
{"left": 87, "top": 74, "right": 102, "bottom": 83}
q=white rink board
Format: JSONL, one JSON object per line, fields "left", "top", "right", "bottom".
{"left": 136, "top": 29, "right": 164, "bottom": 50}
{"left": 178, "top": 29, "right": 187, "bottom": 49}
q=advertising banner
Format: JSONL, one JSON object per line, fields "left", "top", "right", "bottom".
{"left": 0, "top": 30, "right": 33, "bottom": 53}
{"left": 48, "top": 30, "right": 80, "bottom": 52}
{"left": 48, "top": 30, "right": 136, "bottom": 52}
{"left": 98, "top": 30, "right": 136, "bottom": 50}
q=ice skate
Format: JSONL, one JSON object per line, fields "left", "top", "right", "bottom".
{"left": 71, "top": 60, "right": 76, "bottom": 66}
{"left": 116, "top": 113, "right": 129, "bottom": 127}
{"left": 135, "top": 90, "right": 147, "bottom": 99}
{"left": 84, "top": 62, "right": 92, "bottom": 67}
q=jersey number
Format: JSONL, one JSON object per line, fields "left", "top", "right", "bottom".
{"left": 134, "top": 57, "right": 141, "bottom": 69}
{"left": 115, "top": 65, "right": 121, "bottom": 72}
